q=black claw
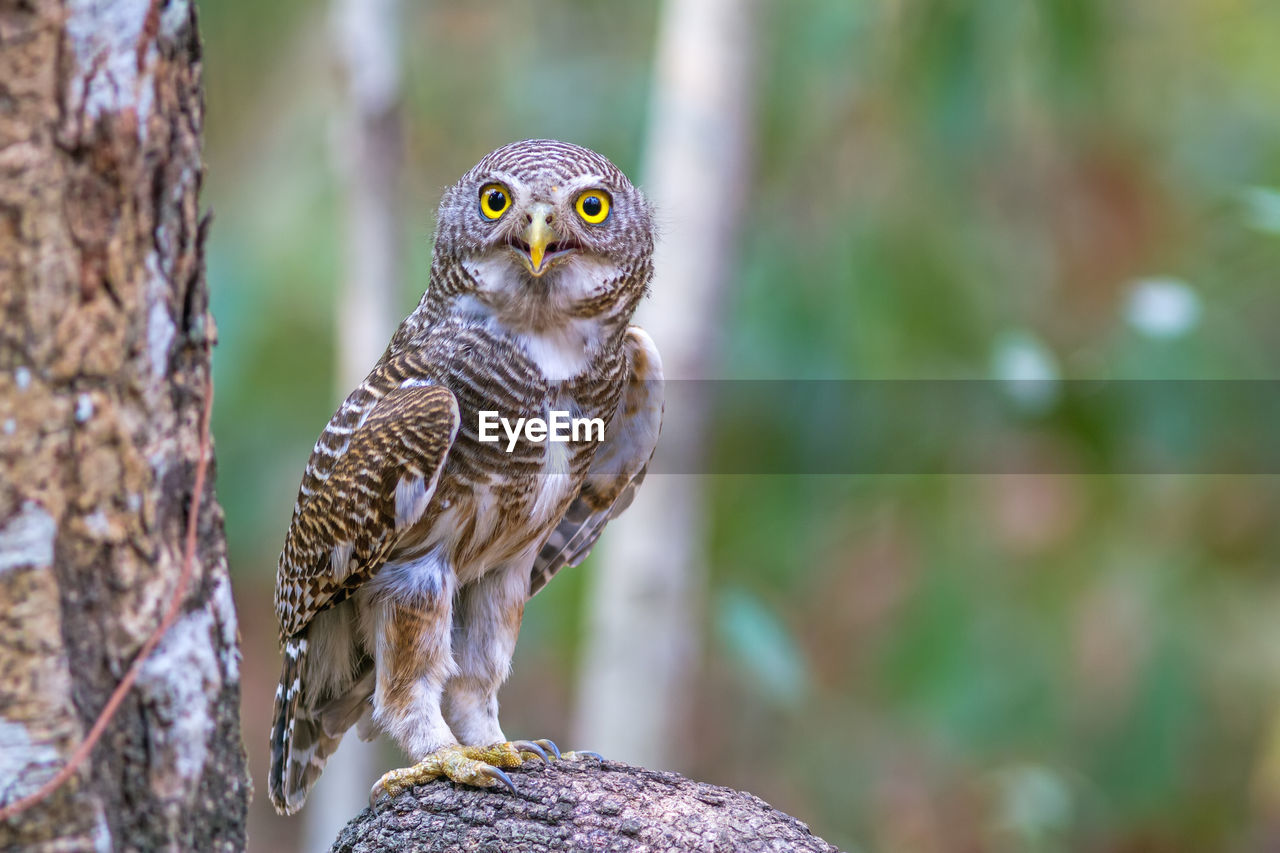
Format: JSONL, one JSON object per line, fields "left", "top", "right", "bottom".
{"left": 512, "top": 740, "right": 549, "bottom": 762}
{"left": 480, "top": 764, "right": 518, "bottom": 795}
{"left": 534, "top": 738, "right": 562, "bottom": 760}
{"left": 575, "top": 751, "right": 603, "bottom": 761}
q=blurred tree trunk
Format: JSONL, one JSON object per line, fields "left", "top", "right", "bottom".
{"left": 0, "top": 1, "right": 248, "bottom": 850}
{"left": 331, "top": 0, "right": 402, "bottom": 393}
{"left": 574, "top": 0, "right": 756, "bottom": 768}
{"left": 305, "top": 0, "right": 405, "bottom": 848}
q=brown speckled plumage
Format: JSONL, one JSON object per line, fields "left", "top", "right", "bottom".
{"left": 269, "top": 140, "right": 663, "bottom": 815}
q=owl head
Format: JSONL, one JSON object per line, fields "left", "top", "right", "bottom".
{"left": 425, "top": 140, "right": 654, "bottom": 333}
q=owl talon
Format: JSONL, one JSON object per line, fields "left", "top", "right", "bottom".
{"left": 562, "top": 750, "right": 603, "bottom": 761}
{"left": 369, "top": 766, "right": 417, "bottom": 807}
{"left": 477, "top": 764, "right": 518, "bottom": 794}
{"left": 534, "top": 738, "right": 562, "bottom": 760}
{"left": 511, "top": 739, "right": 550, "bottom": 763}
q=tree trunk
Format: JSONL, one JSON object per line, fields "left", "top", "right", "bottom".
{"left": 306, "top": 0, "right": 406, "bottom": 847}
{"left": 330, "top": 0, "right": 402, "bottom": 394}
{"left": 330, "top": 762, "right": 844, "bottom": 853}
{"left": 575, "top": 0, "right": 756, "bottom": 769}
{"left": 0, "top": 1, "right": 249, "bottom": 850}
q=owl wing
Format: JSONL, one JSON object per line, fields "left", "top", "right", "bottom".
{"left": 274, "top": 373, "right": 460, "bottom": 639}
{"left": 529, "top": 326, "right": 664, "bottom": 596}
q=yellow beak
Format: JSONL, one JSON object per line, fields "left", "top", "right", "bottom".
{"left": 521, "top": 203, "right": 556, "bottom": 276}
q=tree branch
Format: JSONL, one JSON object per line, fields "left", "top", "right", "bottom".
{"left": 331, "top": 760, "right": 844, "bottom": 852}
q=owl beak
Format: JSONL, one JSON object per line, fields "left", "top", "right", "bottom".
{"left": 515, "top": 202, "right": 574, "bottom": 277}
{"left": 522, "top": 215, "right": 555, "bottom": 276}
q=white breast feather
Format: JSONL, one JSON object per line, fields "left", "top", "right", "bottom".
{"left": 459, "top": 254, "right": 619, "bottom": 381}
{"left": 518, "top": 325, "right": 600, "bottom": 381}
{"left": 530, "top": 437, "right": 574, "bottom": 525}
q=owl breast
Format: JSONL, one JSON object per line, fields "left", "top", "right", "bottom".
{"left": 386, "top": 322, "right": 622, "bottom": 585}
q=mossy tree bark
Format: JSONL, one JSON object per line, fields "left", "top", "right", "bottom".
{"left": 333, "top": 761, "right": 844, "bottom": 853}
{"left": 0, "top": 1, "right": 248, "bottom": 849}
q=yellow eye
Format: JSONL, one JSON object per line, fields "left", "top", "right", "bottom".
{"left": 575, "top": 190, "right": 610, "bottom": 224}
{"left": 479, "top": 184, "right": 510, "bottom": 219}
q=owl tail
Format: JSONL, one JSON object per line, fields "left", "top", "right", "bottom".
{"left": 269, "top": 636, "right": 376, "bottom": 815}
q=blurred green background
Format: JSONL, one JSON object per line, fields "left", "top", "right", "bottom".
{"left": 198, "top": 1, "right": 1280, "bottom": 850}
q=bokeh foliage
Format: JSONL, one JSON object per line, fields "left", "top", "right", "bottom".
{"left": 198, "top": 1, "right": 1280, "bottom": 850}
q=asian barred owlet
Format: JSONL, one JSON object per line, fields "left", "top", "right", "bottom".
{"left": 268, "top": 140, "right": 663, "bottom": 815}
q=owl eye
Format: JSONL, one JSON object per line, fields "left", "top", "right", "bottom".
{"left": 575, "top": 190, "right": 610, "bottom": 224}
{"left": 479, "top": 184, "right": 510, "bottom": 220}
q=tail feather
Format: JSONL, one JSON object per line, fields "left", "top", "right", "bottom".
{"left": 318, "top": 668, "right": 376, "bottom": 738}
{"left": 269, "top": 637, "right": 375, "bottom": 816}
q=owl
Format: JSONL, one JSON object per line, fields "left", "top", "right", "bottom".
{"left": 267, "top": 140, "right": 663, "bottom": 816}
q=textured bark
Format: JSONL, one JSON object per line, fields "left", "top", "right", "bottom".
{"left": 0, "top": 1, "right": 249, "bottom": 850}
{"left": 331, "top": 761, "right": 843, "bottom": 853}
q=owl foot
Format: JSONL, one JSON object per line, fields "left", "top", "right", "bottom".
{"left": 370, "top": 741, "right": 564, "bottom": 806}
